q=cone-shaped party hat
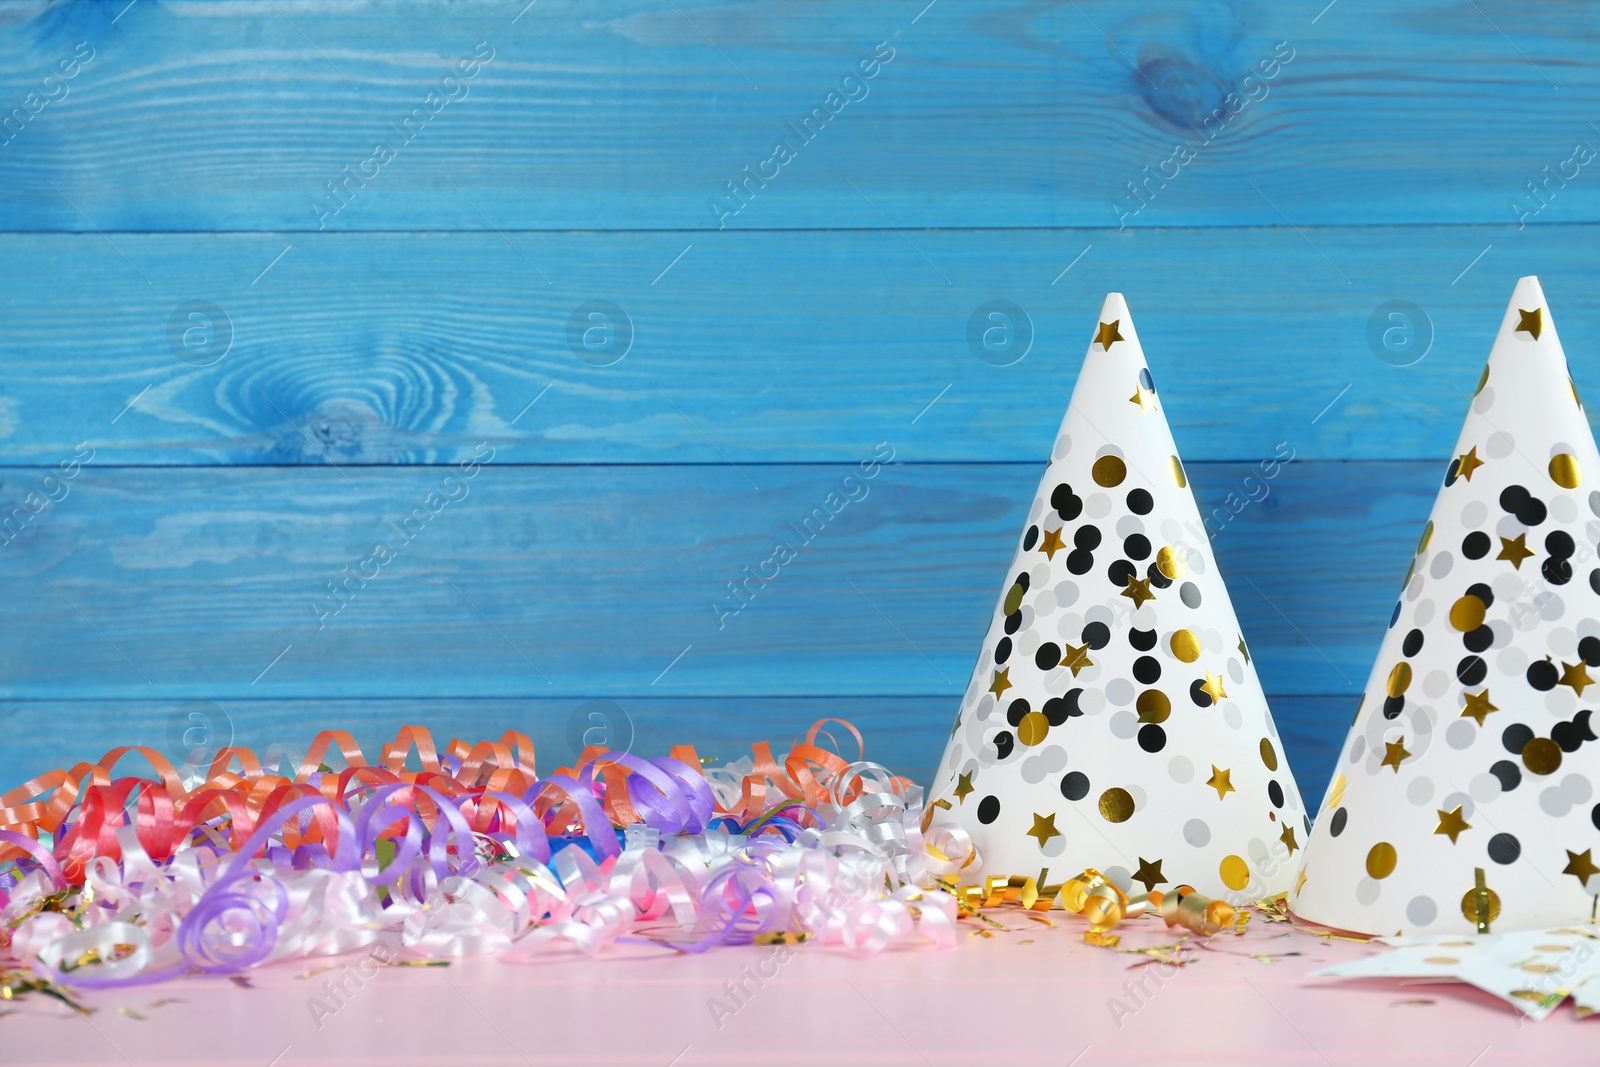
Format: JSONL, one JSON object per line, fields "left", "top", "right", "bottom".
{"left": 930, "top": 294, "right": 1307, "bottom": 902}
{"left": 1294, "top": 278, "right": 1600, "bottom": 935}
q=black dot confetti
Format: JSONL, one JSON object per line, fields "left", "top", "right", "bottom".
{"left": 1487, "top": 832, "right": 1521, "bottom": 864}
{"left": 1502, "top": 723, "right": 1535, "bottom": 753}
{"left": 992, "top": 731, "right": 1014, "bottom": 760}
{"left": 1489, "top": 759, "right": 1521, "bottom": 792}
{"left": 1051, "top": 484, "right": 1083, "bottom": 521}
{"left": 1528, "top": 659, "right": 1559, "bottom": 691}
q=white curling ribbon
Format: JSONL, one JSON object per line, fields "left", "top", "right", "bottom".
{"left": 33, "top": 921, "right": 154, "bottom": 982}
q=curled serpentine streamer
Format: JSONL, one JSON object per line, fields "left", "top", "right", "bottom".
{"left": 0, "top": 721, "right": 973, "bottom": 989}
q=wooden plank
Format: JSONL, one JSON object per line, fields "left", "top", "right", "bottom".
{"left": 0, "top": 694, "right": 1351, "bottom": 818}
{"left": 0, "top": 227, "right": 1593, "bottom": 466}
{"left": 0, "top": 2, "right": 1594, "bottom": 232}
{"left": 0, "top": 697, "right": 952, "bottom": 800}
{"left": 0, "top": 460, "right": 1423, "bottom": 703}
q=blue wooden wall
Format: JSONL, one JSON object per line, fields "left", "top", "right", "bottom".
{"left": 2, "top": 0, "right": 1597, "bottom": 794}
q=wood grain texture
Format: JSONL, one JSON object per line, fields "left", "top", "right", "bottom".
{"left": 0, "top": 227, "right": 1592, "bottom": 466}
{"left": 0, "top": 460, "right": 1425, "bottom": 703}
{"left": 0, "top": 1, "right": 1594, "bottom": 231}
{"left": 0, "top": 694, "right": 1350, "bottom": 807}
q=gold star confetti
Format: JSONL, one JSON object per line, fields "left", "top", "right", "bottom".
{"left": 1060, "top": 643, "right": 1094, "bottom": 676}
{"left": 1456, "top": 446, "right": 1485, "bottom": 481}
{"left": 1434, "top": 805, "right": 1471, "bottom": 844}
{"left": 1096, "top": 319, "right": 1123, "bottom": 349}
{"left": 1279, "top": 825, "right": 1299, "bottom": 856}
{"left": 1564, "top": 848, "right": 1600, "bottom": 887}
{"left": 1517, "top": 307, "right": 1543, "bottom": 340}
{"left": 1382, "top": 739, "right": 1412, "bottom": 773}
{"left": 1132, "top": 857, "right": 1166, "bottom": 892}
{"left": 1129, "top": 383, "right": 1155, "bottom": 414}
{"left": 1200, "top": 670, "right": 1228, "bottom": 704}
{"left": 1238, "top": 636, "right": 1250, "bottom": 664}
{"left": 1121, "top": 574, "right": 1156, "bottom": 608}
{"left": 1497, "top": 533, "right": 1535, "bottom": 569}
{"left": 1560, "top": 661, "right": 1594, "bottom": 695}
{"left": 1026, "top": 812, "right": 1061, "bottom": 846}
{"left": 1206, "top": 765, "right": 1235, "bottom": 800}
{"left": 989, "top": 668, "right": 1012, "bottom": 698}
{"left": 1459, "top": 689, "right": 1498, "bottom": 726}
{"left": 953, "top": 771, "right": 974, "bottom": 803}
{"left": 1038, "top": 527, "right": 1065, "bottom": 560}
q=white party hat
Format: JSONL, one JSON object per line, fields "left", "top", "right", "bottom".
{"left": 1294, "top": 277, "right": 1600, "bottom": 935}
{"left": 930, "top": 294, "right": 1307, "bottom": 903}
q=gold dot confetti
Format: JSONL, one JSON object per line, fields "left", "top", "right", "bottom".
{"left": 1259, "top": 738, "right": 1278, "bottom": 772}
{"left": 1169, "top": 455, "right": 1187, "bottom": 488}
{"left": 1449, "top": 595, "right": 1486, "bottom": 632}
{"left": 1474, "top": 365, "right": 1489, "bottom": 395}
{"left": 1018, "top": 711, "right": 1050, "bottom": 747}
{"left": 1417, "top": 521, "right": 1434, "bottom": 554}
{"left": 1099, "top": 787, "right": 1134, "bottom": 823}
{"left": 1423, "top": 957, "right": 1462, "bottom": 966}
{"left": 1459, "top": 885, "right": 1501, "bottom": 925}
{"left": 1386, "top": 662, "right": 1413, "bottom": 698}
{"left": 1536, "top": 944, "right": 1574, "bottom": 953}
{"left": 1523, "top": 963, "right": 1561, "bottom": 974}
{"left": 1092, "top": 455, "right": 1127, "bottom": 487}
{"left": 1366, "top": 842, "right": 1397, "bottom": 879}
{"left": 1549, "top": 453, "right": 1582, "bottom": 489}
{"left": 1003, "top": 579, "right": 1026, "bottom": 615}
{"left": 1155, "top": 545, "right": 1186, "bottom": 581}
{"left": 1169, "top": 629, "right": 1200, "bottom": 662}
{"left": 1219, "top": 854, "right": 1249, "bottom": 891}
{"left": 1522, "top": 737, "right": 1563, "bottom": 776}
{"left": 1136, "top": 689, "right": 1171, "bottom": 723}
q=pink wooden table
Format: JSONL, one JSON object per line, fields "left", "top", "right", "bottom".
{"left": 4, "top": 916, "right": 1593, "bottom": 1066}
